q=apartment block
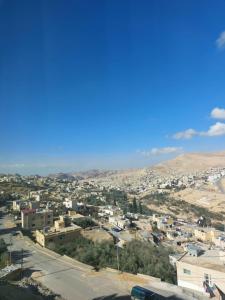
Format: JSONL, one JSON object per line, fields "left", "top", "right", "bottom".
{"left": 13, "top": 200, "right": 39, "bottom": 212}
{"left": 176, "top": 249, "right": 225, "bottom": 299}
{"left": 21, "top": 209, "right": 53, "bottom": 230}
{"left": 13, "top": 200, "right": 27, "bottom": 211}
{"left": 63, "top": 198, "right": 77, "bottom": 210}
{"left": 36, "top": 216, "right": 81, "bottom": 247}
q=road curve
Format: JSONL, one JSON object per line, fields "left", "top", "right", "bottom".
{"left": 0, "top": 209, "right": 131, "bottom": 300}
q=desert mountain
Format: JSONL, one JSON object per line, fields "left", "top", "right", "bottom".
{"left": 154, "top": 151, "right": 225, "bottom": 175}
{"left": 49, "top": 151, "right": 225, "bottom": 181}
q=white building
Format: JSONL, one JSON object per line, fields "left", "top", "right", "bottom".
{"left": 176, "top": 249, "right": 225, "bottom": 298}
{"left": 63, "top": 198, "right": 77, "bottom": 210}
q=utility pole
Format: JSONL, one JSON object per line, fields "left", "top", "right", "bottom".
{"left": 20, "top": 248, "right": 24, "bottom": 280}
{"left": 9, "top": 234, "right": 12, "bottom": 265}
{"left": 116, "top": 238, "right": 120, "bottom": 272}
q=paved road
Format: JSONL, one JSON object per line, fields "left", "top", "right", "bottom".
{"left": 0, "top": 207, "right": 131, "bottom": 300}
{"left": 0, "top": 208, "right": 205, "bottom": 300}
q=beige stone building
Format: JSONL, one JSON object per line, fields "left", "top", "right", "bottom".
{"left": 194, "top": 227, "right": 219, "bottom": 243}
{"left": 108, "top": 216, "right": 130, "bottom": 229}
{"left": 21, "top": 209, "right": 53, "bottom": 230}
{"left": 176, "top": 249, "right": 225, "bottom": 299}
{"left": 13, "top": 200, "right": 27, "bottom": 211}
{"left": 13, "top": 200, "right": 39, "bottom": 212}
{"left": 36, "top": 217, "right": 81, "bottom": 247}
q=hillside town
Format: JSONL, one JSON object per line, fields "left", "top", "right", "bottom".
{"left": 1, "top": 165, "right": 225, "bottom": 195}
{"left": 1, "top": 165, "right": 225, "bottom": 299}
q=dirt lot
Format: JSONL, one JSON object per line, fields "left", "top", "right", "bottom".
{"left": 81, "top": 228, "right": 113, "bottom": 243}
{"left": 173, "top": 187, "right": 225, "bottom": 213}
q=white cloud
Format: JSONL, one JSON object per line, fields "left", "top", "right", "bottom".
{"left": 173, "top": 122, "right": 225, "bottom": 139}
{"left": 140, "top": 147, "right": 183, "bottom": 157}
{"left": 203, "top": 122, "right": 225, "bottom": 137}
{"left": 211, "top": 107, "right": 225, "bottom": 120}
{"left": 173, "top": 129, "right": 197, "bottom": 140}
{"left": 216, "top": 31, "right": 225, "bottom": 49}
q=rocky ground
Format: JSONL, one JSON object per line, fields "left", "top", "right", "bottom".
{"left": 0, "top": 278, "right": 64, "bottom": 300}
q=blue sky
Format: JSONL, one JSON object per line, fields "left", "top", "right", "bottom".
{"left": 0, "top": 0, "right": 225, "bottom": 174}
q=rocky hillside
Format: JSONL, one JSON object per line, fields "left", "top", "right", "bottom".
{"left": 154, "top": 151, "right": 225, "bottom": 175}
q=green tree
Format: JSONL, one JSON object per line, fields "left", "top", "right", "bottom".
{"left": 52, "top": 237, "right": 176, "bottom": 284}
{"left": 132, "top": 198, "right": 138, "bottom": 213}
{"left": 138, "top": 202, "right": 143, "bottom": 214}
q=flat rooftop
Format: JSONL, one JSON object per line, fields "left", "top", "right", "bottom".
{"left": 179, "top": 249, "right": 225, "bottom": 272}
{"left": 41, "top": 224, "right": 81, "bottom": 236}
{"left": 69, "top": 213, "right": 85, "bottom": 219}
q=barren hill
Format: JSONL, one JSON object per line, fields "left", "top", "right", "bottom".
{"left": 48, "top": 151, "right": 225, "bottom": 185}
{"left": 154, "top": 151, "right": 225, "bottom": 175}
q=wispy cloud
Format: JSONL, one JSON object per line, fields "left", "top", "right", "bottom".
{"left": 216, "top": 31, "right": 225, "bottom": 49}
{"left": 173, "top": 107, "right": 225, "bottom": 140}
{"left": 173, "top": 122, "right": 225, "bottom": 139}
{"left": 139, "top": 147, "right": 183, "bottom": 157}
{"left": 173, "top": 129, "right": 197, "bottom": 140}
{"left": 211, "top": 107, "right": 225, "bottom": 120}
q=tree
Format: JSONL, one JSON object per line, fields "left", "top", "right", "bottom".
{"left": 52, "top": 237, "right": 176, "bottom": 284}
{"left": 138, "top": 202, "right": 143, "bottom": 214}
{"left": 132, "top": 198, "right": 138, "bottom": 213}
{"left": 0, "top": 239, "right": 8, "bottom": 268}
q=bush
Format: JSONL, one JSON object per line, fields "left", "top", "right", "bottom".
{"left": 52, "top": 236, "right": 176, "bottom": 284}
{"left": 142, "top": 192, "right": 223, "bottom": 221}
{"left": 73, "top": 217, "right": 97, "bottom": 229}
{"left": 0, "top": 239, "right": 8, "bottom": 268}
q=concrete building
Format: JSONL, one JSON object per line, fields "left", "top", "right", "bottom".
{"left": 98, "top": 206, "right": 122, "bottom": 217}
{"left": 176, "top": 249, "right": 225, "bottom": 299}
{"left": 21, "top": 209, "right": 53, "bottom": 230}
{"left": 29, "top": 190, "right": 44, "bottom": 202}
{"left": 63, "top": 198, "right": 77, "bottom": 210}
{"left": 108, "top": 216, "right": 129, "bottom": 229}
{"left": 12, "top": 200, "right": 27, "bottom": 211}
{"left": 194, "top": 227, "right": 218, "bottom": 243}
{"left": 36, "top": 217, "right": 81, "bottom": 247}
{"left": 28, "top": 201, "right": 40, "bottom": 210}
{"left": 153, "top": 214, "right": 174, "bottom": 231}
{"left": 214, "top": 235, "right": 225, "bottom": 249}
{"left": 13, "top": 200, "right": 39, "bottom": 212}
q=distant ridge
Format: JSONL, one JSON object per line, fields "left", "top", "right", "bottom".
{"left": 48, "top": 151, "right": 225, "bottom": 180}
{"left": 154, "top": 151, "right": 225, "bottom": 174}
{"left": 48, "top": 169, "right": 118, "bottom": 180}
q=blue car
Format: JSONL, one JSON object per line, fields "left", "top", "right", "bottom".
{"left": 131, "top": 286, "right": 158, "bottom": 300}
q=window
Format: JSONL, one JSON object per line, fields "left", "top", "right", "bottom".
{"left": 48, "top": 215, "right": 51, "bottom": 218}
{"left": 204, "top": 273, "right": 212, "bottom": 286}
{"left": 47, "top": 221, "right": 51, "bottom": 224}
{"left": 32, "top": 224, "right": 35, "bottom": 227}
{"left": 183, "top": 269, "right": 191, "bottom": 275}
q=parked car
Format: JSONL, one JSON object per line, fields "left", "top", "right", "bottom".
{"left": 131, "top": 286, "right": 160, "bottom": 300}
{"left": 111, "top": 227, "right": 121, "bottom": 232}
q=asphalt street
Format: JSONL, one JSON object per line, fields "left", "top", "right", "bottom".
{"left": 0, "top": 207, "right": 131, "bottom": 300}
